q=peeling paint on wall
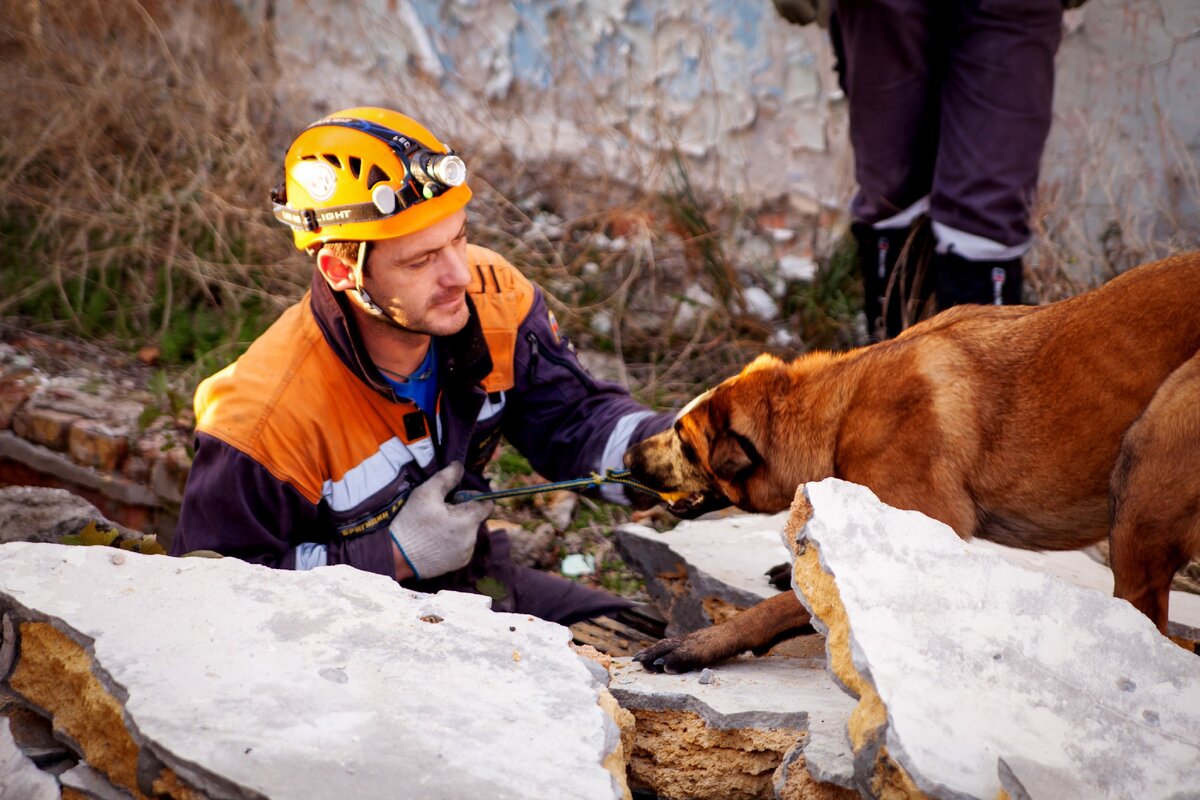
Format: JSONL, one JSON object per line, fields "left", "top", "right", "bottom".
{"left": 249, "top": 0, "right": 1197, "bottom": 260}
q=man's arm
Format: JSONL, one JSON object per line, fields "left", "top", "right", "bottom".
{"left": 501, "top": 289, "right": 673, "bottom": 501}
{"left": 172, "top": 432, "right": 396, "bottom": 577}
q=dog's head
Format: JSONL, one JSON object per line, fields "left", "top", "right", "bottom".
{"left": 625, "top": 354, "right": 803, "bottom": 518}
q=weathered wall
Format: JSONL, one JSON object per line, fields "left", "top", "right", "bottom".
{"left": 244, "top": 0, "right": 1198, "bottom": 265}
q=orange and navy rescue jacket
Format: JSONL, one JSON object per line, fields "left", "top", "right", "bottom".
{"left": 171, "top": 245, "right": 671, "bottom": 579}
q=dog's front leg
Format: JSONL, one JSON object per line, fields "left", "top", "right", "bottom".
{"left": 633, "top": 591, "right": 812, "bottom": 673}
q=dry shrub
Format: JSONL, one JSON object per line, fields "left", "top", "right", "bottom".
{"left": 465, "top": 147, "right": 835, "bottom": 409}
{"left": 1026, "top": 109, "right": 1200, "bottom": 302}
{"left": 0, "top": 0, "right": 848, "bottom": 406}
{"left": 0, "top": 0, "right": 306, "bottom": 378}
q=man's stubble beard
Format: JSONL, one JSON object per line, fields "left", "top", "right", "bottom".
{"left": 362, "top": 294, "right": 468, "bottom": 338}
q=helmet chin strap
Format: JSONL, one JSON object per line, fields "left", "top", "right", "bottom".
{"left": 346, "top": 241, "right": 425, "bottom": 335}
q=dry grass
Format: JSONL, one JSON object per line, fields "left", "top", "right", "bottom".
{"left": 0, "top": 0, "right": 855, "bottom": 412}
{"left": 1027, "top": 107, "right": 1200, "bottom": 302}
{"left": 0, "top": 0, "right": 307, "bottom": 383}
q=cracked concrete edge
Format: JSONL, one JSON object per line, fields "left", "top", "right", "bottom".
{"left": 609, "top": 685, "right": 811, "bottom": 733}
{"left": 688, "top": 563, "right": 778, "bottom": 610}
{"left": 0, "top": 598, "right": 260, "bottom": 800}
{"left": 60, "top": 762, "right": 138, "bottom": 800}
{"left": 772, "top": 740, "right": 808, "bottom": 798}
{"left": 801, "top": 708, "right": 857, "bottom": 791}
{"left": 614, "top": 523, "right": 764, "bottom": 629}
{"left": 784, "top": 487, "right": 928, "bottom": 800}
{"left": 0, "top": 716, "right": 59, "bottom": 800}
{"left": 597, "top": 688, "right": 635, "bottom": 800}
{"left": 996, "top": 755, "right": 1093, "bottom": 800}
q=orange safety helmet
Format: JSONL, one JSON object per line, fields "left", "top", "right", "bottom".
{"left": 271, "top": 107, "right": 472, "bottom": 252}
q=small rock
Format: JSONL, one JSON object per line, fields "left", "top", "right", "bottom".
{"left": 561, "top": 553, "right": 596, "bottom": 577}
{"left": 540, "top": 490, "right": 578, "bottom": 531}
{"left": 697, "top": 668, "right": 715, "bottom": 685}
{"left": 136, "top": 346, "right": 161, "bottom": 366}
{"left": 779, "top": 254, "right": 818, "bottom": 281}
{"left": 0, "top": 487, "right": 124, "bottom": 545}
{"left": 501, "top": 522, "right": 556, "bottom": 570}
{"left": 741, "top": 286, "right": 778, "bottom": 320}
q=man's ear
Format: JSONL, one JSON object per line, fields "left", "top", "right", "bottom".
{"left": 316, "top": 247, "right": 357, "bottom": 293}
{"left": 710, "top": 431, "right": 756, "bottom": 483}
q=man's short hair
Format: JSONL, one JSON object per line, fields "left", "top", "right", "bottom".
{"left": 321, "top": 241, "right": 362, "bottom": 265}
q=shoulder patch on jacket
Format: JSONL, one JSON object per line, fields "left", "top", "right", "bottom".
{"left": 466, "top": 244, "right": 536, "bottom": 393}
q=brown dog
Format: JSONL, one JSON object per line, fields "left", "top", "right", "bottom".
{"left": 626, "top": 253, "right": 1200, "bottom": 673}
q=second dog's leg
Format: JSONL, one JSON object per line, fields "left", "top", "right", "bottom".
{"left": 1109, "top": 352, "right": 1200, "bottom": 633}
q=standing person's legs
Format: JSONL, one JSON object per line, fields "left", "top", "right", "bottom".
{"left": 835, "top": 0, "right": 942, "bottom": 339}
{"left": 930, "top": 0, "right": 1063, "bottom": 307}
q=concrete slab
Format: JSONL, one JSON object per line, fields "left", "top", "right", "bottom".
{"left": 615, "top": 514, "right": 791, "bottom": 635}
{"left": 609, "top": 654, "right": 857, "bottom": 800}
{"left": 968, "top": 539, "right": 1200, "bottom": 639}
{"left": 618, "top": 510, "right": 1200, "bottom": 639}
{"left": 0, "top": 542, "right": 628, "bottom": 800}
{"left": 786, "top": 478, "right": 1200, "bottom": 800}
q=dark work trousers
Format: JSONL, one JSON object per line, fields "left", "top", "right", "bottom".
{"left": 834, "top": 0, "right": 1063, "bottom": 250}
{"left": 404, "top": 528, "right": 632, "bottom": 626}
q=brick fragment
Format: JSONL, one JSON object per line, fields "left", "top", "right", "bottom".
{"left": 68, "top": 420, "right": 131, "bottom": 472}
{"left": 0, "top": 372, "right": 39, "bottom": 429}
{"left": 12, "top": 407, "right": 79, "bottom": 452}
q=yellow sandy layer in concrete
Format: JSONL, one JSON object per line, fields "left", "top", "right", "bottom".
{"left": 657, "top": 563, "right": 691, "bottom": 601}
{"left": 152, "top": 763, "right": 208, "bottom": 799}
{"left": 775, "top": 753, "right": 861, "bottom": 800}
{"left": 628, "top": 707, "right": 801, "bottom": 800}
{"left": 8, "top": 621, "right": 197, "bottom": 800}
{"left": 785, "top": 495, "right": 927, "bottom": 800}
{"left": 598, "top": 688, "right": 634, "bottom": 800}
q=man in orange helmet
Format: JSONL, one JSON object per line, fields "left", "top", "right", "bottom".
{"left": 171, "top": 108, "right": 672, "bottom": 624}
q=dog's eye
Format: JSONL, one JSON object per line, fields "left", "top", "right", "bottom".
{"left": 680, "top": 439, "right": 698, "bottom": 464}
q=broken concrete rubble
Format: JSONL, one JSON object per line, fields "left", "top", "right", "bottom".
{"left": 786, "top": 478, "right": 1200, "bottom": 800}
{"left": 609, "top": 654, "right": 857, "bottom": 800}
{"left": 615, "top": 513, "right": 792, "bottom": 636}
{"left": 0, "top": 717, "right": 58, "bottom": 800}
{"left": 0, "top": 542, "right": 631, "bottom": 800}
{"left": 618, "top": 508, "right": 1200, "bottom": 641}
{"left": 0, "top": 485, "right": 130, "bottom": 545}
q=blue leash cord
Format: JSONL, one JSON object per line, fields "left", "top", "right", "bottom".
{"left": 451, "top": 468, "right": 667, "bottom": 504}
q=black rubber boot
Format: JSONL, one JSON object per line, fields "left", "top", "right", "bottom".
{"left": 933, "top": 253, "right": 1024, "bottom": 308}
{"left": 853, "top": 220, "right": 936, "bottom": 341}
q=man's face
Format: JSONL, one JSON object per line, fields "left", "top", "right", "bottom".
{"left": 359, "top": 210, "right": 471, "bottom": 337}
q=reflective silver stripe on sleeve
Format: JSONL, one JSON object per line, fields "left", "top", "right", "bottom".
{"left": 477, "top": 391, "right": 506, "bottom": 422}
{"left": 321, "top": 436, "right": 427, "bottom": 512}
{"left": 599, "top": 410, "right": 654, "bottom": 504}
{"left": 295, "top": 543, "right": 328, "bottom": 570}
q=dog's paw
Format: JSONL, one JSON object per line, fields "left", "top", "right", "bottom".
{"left": 765, "top": 561, "right": 792, "bottom": 591}
{"left": 632, "top": 636, "right": 714, "bottom": 674}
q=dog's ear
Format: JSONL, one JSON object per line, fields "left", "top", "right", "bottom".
{"left": 710, "top": 431, "right": 757, "bottom": 482}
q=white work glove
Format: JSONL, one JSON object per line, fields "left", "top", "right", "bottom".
{"left": 388, "top": 462, "right": 494, "bottom": 580}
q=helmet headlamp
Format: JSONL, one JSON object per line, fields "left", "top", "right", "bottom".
{"left": 271, "top": 115, "right": 469, "bottom": 239}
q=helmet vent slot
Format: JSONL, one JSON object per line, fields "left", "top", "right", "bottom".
{"left": 299, "top": 154, "right": 318, "bottom": 161}
{"left": 348, "top": 156, "right": 362, "bottom": 179}
{"left": 366, "top": 164, "right": 391, "bottom": 189}
{"left": 322, "top": 153, "right": 342, "bottom": 169}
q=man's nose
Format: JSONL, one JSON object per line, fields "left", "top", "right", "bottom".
{"left": 439, "top": 246, "right": 471, "bottom": 287}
